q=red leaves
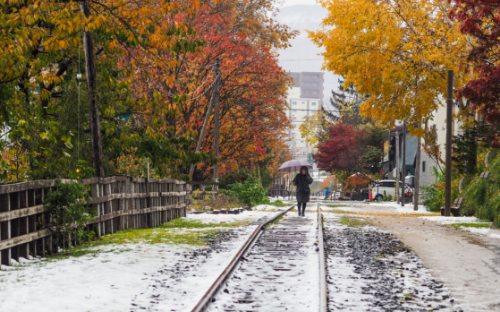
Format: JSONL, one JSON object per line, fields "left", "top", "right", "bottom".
{"left": 450, "top": 0, "right": 500, "bottom": 146}
{"left": 315, "top": 123, "right": 364, "bottom": 173}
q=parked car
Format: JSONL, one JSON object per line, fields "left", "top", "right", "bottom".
{"left": 371, "top": 179, "right": 413, "bottom": 201}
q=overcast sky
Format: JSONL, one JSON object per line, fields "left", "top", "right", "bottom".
{"left": 274, "top": 0, "right": 340, "bottom": 107}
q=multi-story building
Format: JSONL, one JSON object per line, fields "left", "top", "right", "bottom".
{"left": 286, "top": 72, "right": 325, "bottom": 167}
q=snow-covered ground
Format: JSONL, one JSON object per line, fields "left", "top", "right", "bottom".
{"left": 0, "top": 212, "right": 276, "bottom": 312}
{"left": 318, "top": 202, "right": 436, "bottom": 215}
{"left": 187, "top": 210, "right": 275, "bottom": 223}
{"left": 419, "top": 216, "right": 500, "bottom": 240}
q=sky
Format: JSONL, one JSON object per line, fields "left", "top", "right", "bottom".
{"left": 274, "top": 0, "right": 340, "bottom": 108}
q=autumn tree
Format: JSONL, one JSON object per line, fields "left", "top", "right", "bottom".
{"left": 0, "top": 0, "right": 205, "bottom": 179}
{"left": 315, "top": 123, "right": 365, "bottom": 173}
{"left": 315, "top": 122, "right": 385, "bottom": 177}
{"left": 345, "top": 174, "right": 371, "bottom": 192}
{"left": 309, "top": 0, "right": 469, "bottom": 133}
{"left": 449, "top": 0, "right": 500, "bottom": 147}
{"left": 124, "top": 0, "right": 296, "bottom": 181}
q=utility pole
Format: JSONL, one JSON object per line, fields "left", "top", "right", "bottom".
{"left": 401, "top": 123, "right": 407, "bottom": 207}
{"left": 80, "top": 0, "right": 104, "bottom": 177}
{"left": 213, "top": 59, "right": 221, "bottom": 187}
{"left": 444, "top": 70, "right": 453, "bottom": 217}
{"left": 189, "top": 89, "right": 216, "bottom": 178}
{"left": 80, "top": 1, "right": 104, "bottom": 177}
{"left": 414, "top": 123, "right": 421, "bottom": 211}
{"left": 395, "top": 131, "right": 400, "bottom": 204}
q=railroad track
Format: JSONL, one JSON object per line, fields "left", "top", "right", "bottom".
{"left": 191, "top": 203, "right": 328, "bottom": 312}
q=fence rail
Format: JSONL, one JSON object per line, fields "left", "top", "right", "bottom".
{"left": 0, "top": 176, "right": 191, "bottom": 267}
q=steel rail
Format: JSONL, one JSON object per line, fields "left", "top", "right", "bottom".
{"left": 317, "top": 202, "right": 328, "bottom": 312}
{"left": 190, "top": 205, "right": 295, "bottom": 312}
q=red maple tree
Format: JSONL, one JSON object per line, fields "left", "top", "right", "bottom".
{"left": 314, "top": 123, "right": 365, "bottom": 173}
{"left": 449, "top": 0, "right": 500, "bottom": 146}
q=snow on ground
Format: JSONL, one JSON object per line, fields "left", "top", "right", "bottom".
{"left": 368, "top": 201, "right": 429, "bottom": 212}
{"left": 186, "top": 210, "right": 275, "bottom": 223}
{"left": 0, "top": 242, "right": 190, "bottom": 312}
{"left": 419, "top": 216, "right": 500, "bottom": 241}
{"left": 0, "top": 211, "right": 276, "bottom": 312}
{"left": 419, "top": 216, "right": 482, "bottom": 224}
{"left": 318, "top": 202, "right": 436, "bottom": 215}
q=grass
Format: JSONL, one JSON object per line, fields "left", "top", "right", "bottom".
{"left": 450, "top": 223, "right": 491, "bottom": 229}
{"left": 340, "top": 215, "right": 372, "bottom": 227}
{"left": 326, "top": 204, "right": 343, "bottom": 208}
{"left": 267, "top": 200, "right": 289, "bottom": 207}
{"left": 46, "top": 218, "right": 254, "bottom": 261}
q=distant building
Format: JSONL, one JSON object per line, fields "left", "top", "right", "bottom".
{"left": 286, "top": 72, "right": 325, "bottom": 171}
{"left": 288, "top": 72, "right": 325, "bottom": 100}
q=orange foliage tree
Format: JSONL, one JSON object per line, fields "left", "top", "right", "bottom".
{"left": 319, "top": 175, "right": 338, "bottom": 190}
{"left": 344, "top": 174, "right": 371, "bottom": 191}
{"left": 120, "top": 0, "right": 296, "bottom": 180}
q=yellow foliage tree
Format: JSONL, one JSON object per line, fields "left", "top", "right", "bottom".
{"left": 309, "top": 0, "right": 469, "bottom": 134}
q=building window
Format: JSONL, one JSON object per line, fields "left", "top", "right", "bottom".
{"left": 422, "top": 161, "right": 426, "bottom": 172}
{"left": 311, "top": 102, "right": 316, "bottom": 106}
{"left": 292, "top": 117, "right": 296, "bottom": 120}
{"left": 292, "top": 101, "right": 297, "bottom": 105}
{"left": 301, "top": 101, "right": 305, "bottom": 104}
{"left": 303, "top": 152, "right": 306, "bottom": 155}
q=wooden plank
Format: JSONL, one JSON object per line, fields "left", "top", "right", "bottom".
{"left": 0, "top": 205, "right": 47, "bottom": 222}
{"left": 0, "top": 228, "right": 52, "bottom": 250}
{"left": 86, "top": 203, "right": 186, "bottom": 224}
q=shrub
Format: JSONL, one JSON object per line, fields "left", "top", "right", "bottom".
{"left": 44, "top": 180, "right": 95, "bottom": 246}
{"left": 422, "top": 167, "right": 460, "bottom": 212}
{"left": 220, "top": 175, "right": 270, "bottom": 207}
{"left": 462, "top": 151, "right": 500, "bottom": 227}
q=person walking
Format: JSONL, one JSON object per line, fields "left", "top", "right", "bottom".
{"left": 292, "top": 166, "right": 313, "bottom": 217}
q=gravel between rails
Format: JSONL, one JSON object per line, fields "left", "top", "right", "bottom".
{"left": 204, "top": 211, "right": 321, "bottom": 312}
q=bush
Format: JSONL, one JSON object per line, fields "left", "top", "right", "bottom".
{"left": 421, "top": 167, "right": 461, "bottom": 212}
{"left": 382, "top": 194, "right": 393, "bottom": 202}
{"left": 220, "top": 175, "right": 270, "bottom": 207}
{"left": 44, "top": 180, "right": 95, "bottom": 246}
{"left": 462, "top": 151, "right": 500, "bottom": 227}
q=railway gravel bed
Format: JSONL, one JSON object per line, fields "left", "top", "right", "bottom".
{"left": 204, "top": 212, "right": 320, "bottom": 312}
{"left": 323, "top": 215, "right": 462, "bottom": 312}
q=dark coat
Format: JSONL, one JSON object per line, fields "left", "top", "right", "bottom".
{"left": 293, "top": 173, "right": 313, "bottom": 203}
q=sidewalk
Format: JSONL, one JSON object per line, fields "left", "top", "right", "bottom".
{"left": 371, "top": 215, "right": 500, "bottom": 311}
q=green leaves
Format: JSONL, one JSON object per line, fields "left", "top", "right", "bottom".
{"left": 220, "top": 175, "right": 269, "bottom": 207}
{"left": 44, "top": 180, "right": 93, "bottom": 246}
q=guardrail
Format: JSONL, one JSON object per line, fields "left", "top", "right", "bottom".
{"left": 0, "top": 176, "right": 189, "bottom": 266}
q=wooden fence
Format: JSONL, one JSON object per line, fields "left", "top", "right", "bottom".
{"left": 0, "top": 176, "right": 190, "bottom": 267}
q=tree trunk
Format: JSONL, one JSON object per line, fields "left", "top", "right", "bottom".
{"left": 80, "top": 1, "right": 104, "bottom": 177}
{"left": 414, "top": 124, "right": 421, "bottom": 211}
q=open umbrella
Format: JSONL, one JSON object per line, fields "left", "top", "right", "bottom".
{"left": 279, "top": 160, "right": 312, "bottom": 172}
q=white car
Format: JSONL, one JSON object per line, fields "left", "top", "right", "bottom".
{"left": 371, "top": 180, "right": 412, "bottom": 201}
